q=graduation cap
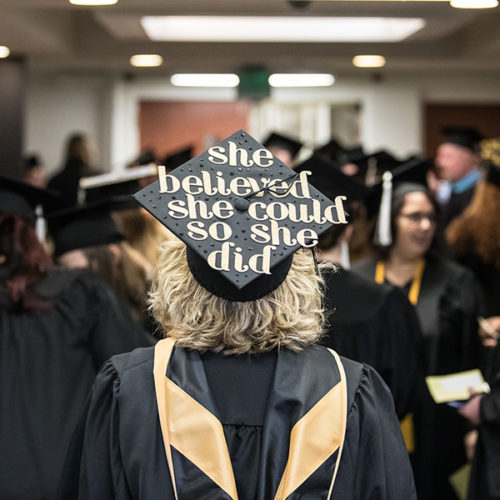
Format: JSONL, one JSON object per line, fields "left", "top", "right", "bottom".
{"left": 0, "top": 176, "right": 60, "bottom": 242}
{"left": 373, "top": 156, "right": 432, "bottom": 246}
{"left": 263, "top": 132, "right": 303, "bottom": 160}
{"left": 133, "top": 129, "right": 348, "bottom": 301}
{"left": 0, "top": 176, "right": 58, "bottom": 219}
{"left": 314, "top": 138, "right": 347, "bottom": 162}
{"left": 162, "top": 146, "right": 193, "bottom": 173}
{"left": 49, "top": 200, "right": 124, "bottom": 257}
{"left": 337, "top": 149, "right": 401, "bottom": 184}
{"left": 80, "top": 164, "right": 158, "bottom": 207}
{"left": 441, "top": 126, "right": 484, "bottom": 152}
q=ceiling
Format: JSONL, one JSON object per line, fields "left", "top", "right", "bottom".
{"left": 1, "top": 0, "right": 500, "bottom": 77}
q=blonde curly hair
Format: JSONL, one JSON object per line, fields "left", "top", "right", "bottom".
{"left": 149, "top": 238, "right": 332, "bottom": 354}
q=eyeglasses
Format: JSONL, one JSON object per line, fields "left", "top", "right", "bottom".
{"left": 399, "top": 212, "right": 437, "bottom": 225}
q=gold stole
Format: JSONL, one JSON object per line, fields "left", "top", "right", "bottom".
{"left": 375, "top": 258, "right": 426, "bottom": 453}
{"left": 153, "top": 338, "right": 348, "bottom": 500}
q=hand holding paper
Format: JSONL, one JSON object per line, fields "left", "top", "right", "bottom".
{"left": 425, "top": 369, "right": 490, "bottom": 404}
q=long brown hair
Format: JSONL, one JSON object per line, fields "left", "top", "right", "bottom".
{"left": 0, "top": 214, "right": 52, "bottom": 311}
{"left": 446, "top": 180, "right": 500, "bottom": 268}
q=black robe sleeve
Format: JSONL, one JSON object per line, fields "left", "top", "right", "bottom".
{"left": 469, "top": 373, "right": 500, "bottom": 500}
{"left": 336, "top": 361, "right": 417, "bottom": 500}
{"left": 57, "top": 361, "right": 134, "bottom": 500}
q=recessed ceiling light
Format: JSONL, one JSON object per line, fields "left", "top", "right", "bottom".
{"left": 129, "top": 54, "right": 163, "bottom": 68}
{"left": 0, "top": 46, "right": 10, "bottom": 58}
{"left": 69, "top": 0, "right": 119, "bottom": 5}
{"left": 141, "top": 16, "right": 425, "bottom": 43}
{"left": 353, "top": 55, "right": 386, "bottom": 68}
{"left": 170, "top": 74, "right": 240, "bottom": 87}
{"left": 268, "top": 74, "right": 335, "bottom": 87}
{"left": 450, "top": 0, "right": 498, "bottom": 7}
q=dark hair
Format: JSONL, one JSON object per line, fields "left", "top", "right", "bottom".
{"left": 374, "top": 185, "right": 442, "bottom": 260}
{"left": 0, "top": 215, "right": 52, "bottom": 311}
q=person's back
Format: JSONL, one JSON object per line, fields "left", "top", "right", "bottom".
{"left": 58, "top": 130, "right": 416, "bottom": 499}
{"left": 0, "top": 269, "right": 153, "bottom": 500}
{"left": 322, "top": 267, "right": 421, "bottom": 419}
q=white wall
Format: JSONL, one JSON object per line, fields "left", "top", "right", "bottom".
{"left": 24, "top": 74, "right": 113, "bottom": 175}
{"left": 24, "top": 71, "right": 500, "bottom": 176}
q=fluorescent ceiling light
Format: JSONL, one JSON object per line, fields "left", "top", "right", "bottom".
{"left": 450, "top": 0, "right": 498, "bottom": 7}
{"left": 141, "top": 16, "right": 425, "bottom": 43}
{"left": 69, "top": 0, "right": 118, "bottom": 5}
{"left": 130, "top": 54, "right": 163, "bottom": 67}
{"left": 0, "top": 46, "right": 10, "bottom": 58}
{"left": 269, "top": 74, "right": 335, "bottom": 87}
{"left": 170, "top": 74, "right": 240, "bottom": 87}
{"left": 353, "top": 55, "right": 386, "bottom": 68}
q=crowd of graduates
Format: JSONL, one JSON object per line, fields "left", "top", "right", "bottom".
{"left": 1, "top": 125, "right": 500, "bottom": 499}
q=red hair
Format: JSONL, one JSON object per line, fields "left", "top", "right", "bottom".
{"left": 0, "top": 214, "right": 52, "bottom": 311}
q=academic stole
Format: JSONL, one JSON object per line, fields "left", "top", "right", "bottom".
{"left": 375, "top": 258, "right": 426, "bottom": 453}
{"left": 153, "top": 338, "right": 348, "bottom": 500}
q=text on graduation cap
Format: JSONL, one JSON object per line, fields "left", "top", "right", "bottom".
{"left": 152, "top": 138, "right": 348, "bottom": 277}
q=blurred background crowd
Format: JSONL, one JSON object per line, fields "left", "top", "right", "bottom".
{"left": 1, "top": 1, "right": 500, "bottom": 499}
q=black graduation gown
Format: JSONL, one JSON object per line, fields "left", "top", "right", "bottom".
{"left": 0, "top": 269, "right": 154, "bottom": 500}
{"left": 58, "top": 344, "right": 417, "bottom": 500}
{"left": 441, "top": 186, "right": 475, "bottom": 228}
{"left": 469, "top": 373, "right": 500, "bottom": 500}
{"left": 353, "top": 256, "right": 483, "bottom": 500}
{"left": 320, "top": 267, "right": 422, "bottom": 419}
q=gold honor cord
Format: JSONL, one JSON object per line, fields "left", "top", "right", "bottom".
{"left": 274, "top": 349, "right": 347, "bottom": 500}
{"left": 154, "top": 338, "right": 239, "bottom": 500}
{"left": 374, "top": 259, "right": 426, "bottom": 453}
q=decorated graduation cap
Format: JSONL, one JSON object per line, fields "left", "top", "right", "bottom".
{"left": 133, "top": 130, "right": 348, "bottom": 301}
{"left": 49, "top": 200, "right": 124, "bottom": 257}
{"left": 374, "top": 156, "right": 432, "bottom": 246}
{"left": 80, "top": 164, "right": 158, "bottom": 207}
{"left": 441, "top": 126, "right": 484, "bottom": 152}
{"left": 263, "top": 132, "right": 303, "bottom": 160}
{"left": 0, "top": 176, "right": 59, "bottom": 242}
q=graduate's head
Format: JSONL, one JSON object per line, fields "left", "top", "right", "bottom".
{"left": 376, "top": 184, "right": 439, "bottom": 261}
{"left": 149, "top": 238, "right": 329, "bottom": 353}
{"left": 435, "top": 127, "right": 483, "bottom": 183}
{"left": 446, "top": 138, "right": 500, "bottom": 268}
{"left": 263, "top": 132, "right": 303, "bottom": 169}
{"left": 136, "top": 130, "right": 348, "bottom": 353}
{"left": 0, "top": 177, "right": 55, "bottom": 311}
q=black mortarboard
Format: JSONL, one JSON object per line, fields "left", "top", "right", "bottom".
{"left": 49, "top": 201, "right": 124, "bottom": 257}
{"left": 81, "top": 164, "right": 158, "bottom": 207}
{"left": 0, "top": 175, "right": 59, "bottom": 220}
{"left": 133, "top": 130, "right": 348, "bottom": 301}
{"left": 162, "top": 146, "right": 193, "bottom": 172}
{"left": 263, "top": 132, "right": 303, "bottom": 160}
{"left": 314, "top": 138, "right": 347, "bottom": 162}
{"left": 295, "top": 155, "right": 369, "bottom": 203}
{"left": 441, "top": 126, "right": 484, "bottom": 152}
